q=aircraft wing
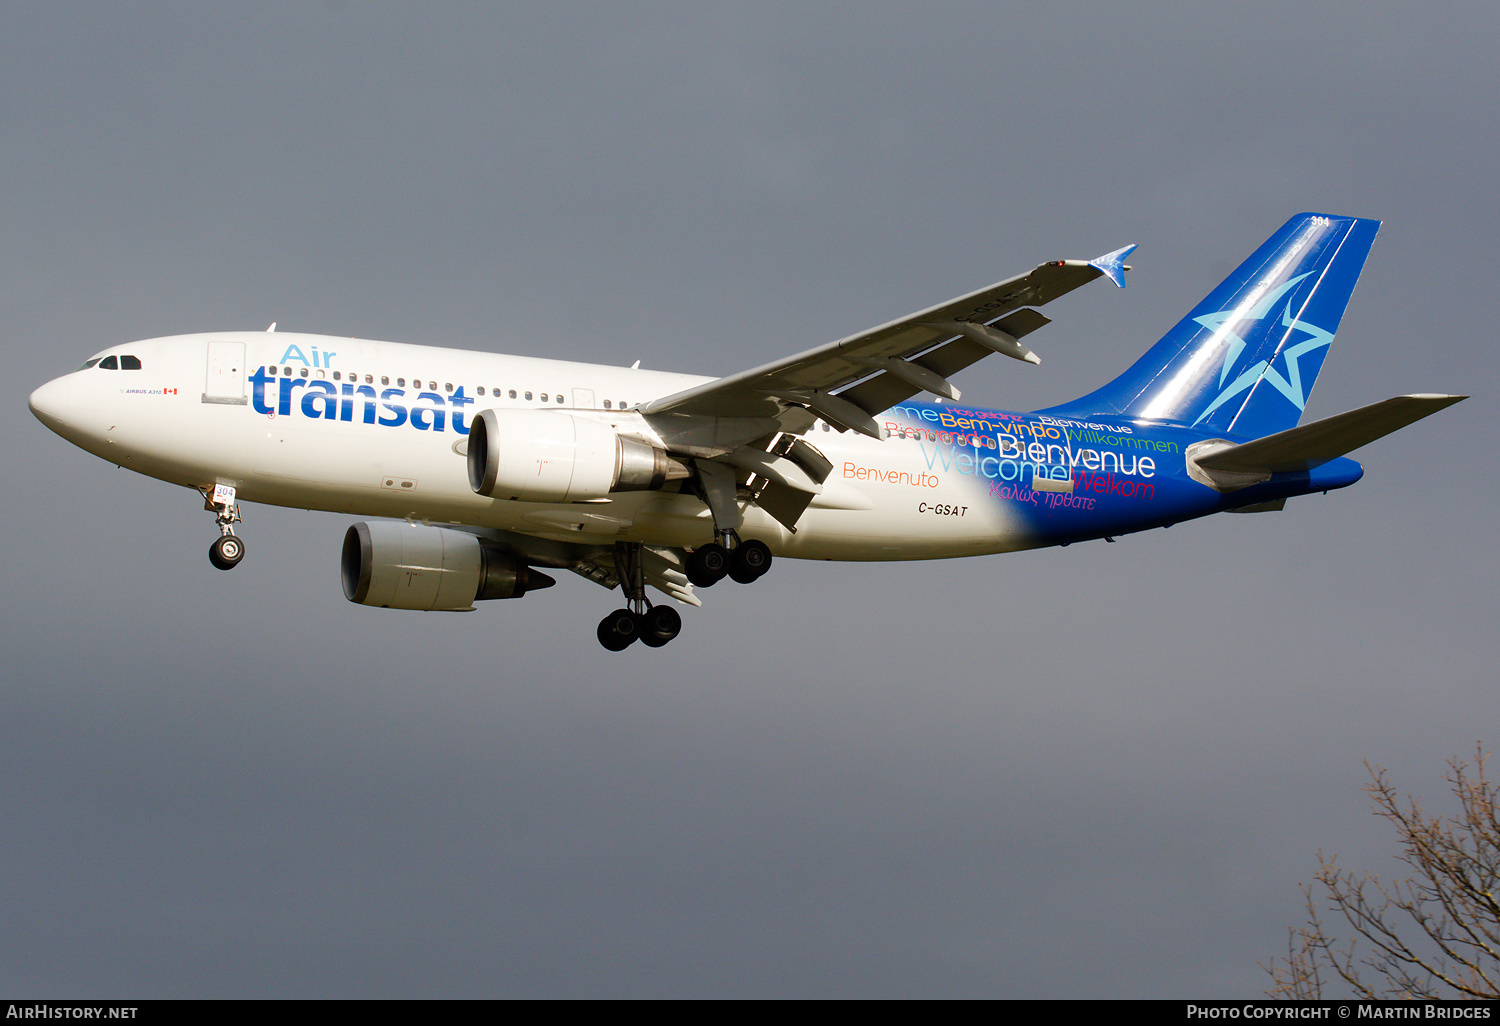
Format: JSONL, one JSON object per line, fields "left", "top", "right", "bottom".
{"left": 637, "top": 244, "right": 1135, "bottom": 435}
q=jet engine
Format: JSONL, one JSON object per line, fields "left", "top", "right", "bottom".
{"left": 340, "top": 521, "right": 555, "bottom": 611}
{"left": 467, "top": 408, "right": 686, "bottom": 503}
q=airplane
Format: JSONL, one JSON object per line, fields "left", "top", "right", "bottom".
{"left": 28, "top": 212, "right": 1465, "bottom": 651}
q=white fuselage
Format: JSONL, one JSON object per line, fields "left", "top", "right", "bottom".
{"left": 29, "top": 332, "right": 1030, "bottom": 561}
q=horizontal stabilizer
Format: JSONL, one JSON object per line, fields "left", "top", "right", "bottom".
{"left": 1195, "top": 394, "right": 1466, "bottom": 474}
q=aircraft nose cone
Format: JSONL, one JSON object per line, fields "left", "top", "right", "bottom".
{"left": 28, "top": 374, "right": 101, "bottom": 449}
{"left": 28, "top": 376, "right": 71, "bottom": 434}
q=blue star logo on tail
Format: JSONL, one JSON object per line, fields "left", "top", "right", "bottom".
{"left": 1191, "top": 271, "right": 1335, "bottom": 427}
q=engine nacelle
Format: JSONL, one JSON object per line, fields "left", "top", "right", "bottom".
{"left": 340, "top": 521, "right": 555, "bottom": 611}
{"left": 467, "top": 408, "right": 680, "bottom": 502}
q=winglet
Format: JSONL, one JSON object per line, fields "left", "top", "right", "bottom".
{"left": 1089, "top": 244, "right": 1136, "bottom": 289}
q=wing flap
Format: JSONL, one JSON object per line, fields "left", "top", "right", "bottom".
{"left": 641, "top": 546, "right": 702, "bottom": 606}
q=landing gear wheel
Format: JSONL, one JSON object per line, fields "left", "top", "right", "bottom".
{"left": 729, "top": 539, "right": 772, "bottom": 584}
{"left": 686, "top": 543, "right": 729, "bottom": 588}
{"left": 639, "top": 605, "right": 682, "bottom": 647}
{"left": 209, "top": 534, "right": 245, "bottom": 571}
{"left": 597, "top": 608, "right": 640, "bottom": 651}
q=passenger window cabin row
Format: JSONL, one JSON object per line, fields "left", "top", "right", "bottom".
{"left": 87, "top": 355, "right": 634, "bottom": 410}
{"left": 86, "top": 354, "right": 854, "bottom": 430}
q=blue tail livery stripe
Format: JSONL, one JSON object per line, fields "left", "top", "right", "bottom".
{"left": 1039, "top": 213, "right": 1381, "bottom": 439}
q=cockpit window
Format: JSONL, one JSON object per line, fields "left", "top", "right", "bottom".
{"left": 91, "top": 354, "right": 142, "bottom": 369}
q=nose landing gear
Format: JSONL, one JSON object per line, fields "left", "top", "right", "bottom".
{"left": 200, "top": 483, "right": 244, "bottom": 571}
{"left": 209, "top": 533, "right": 245, "bottom": 570}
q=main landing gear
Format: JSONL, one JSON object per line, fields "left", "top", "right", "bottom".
{"left": 596, "top": 603, "right": 682, "bottom": 652}
{"left": 597, "top": 542, "right": 684, "bottom": 651}
{"left": 201, "top": 483, "right": 245, "bottom": 571}
{"left": 599, "top": 459, "right": 773, "bottom": 650}
{"left": 685, "top": 535, "right": 773, "bottom": 588}
{"left": 592, "top": 535, "right": 774, "bottom": 652}
{"left": 592, "top": 533, "right": 773, "bottom": 652}
{"left": 683, "top": 460, "right": 773, "bottom": 589}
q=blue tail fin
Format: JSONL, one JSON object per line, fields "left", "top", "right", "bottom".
{"left": 1040, "top": 213, "right": 1381, "bottom": 438}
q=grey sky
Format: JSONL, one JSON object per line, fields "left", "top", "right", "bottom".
{"left": 3, "top": 2, "right": 1496, "bottom": 997}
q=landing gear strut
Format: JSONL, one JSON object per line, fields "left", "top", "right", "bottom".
{"left": 201, "top": 483, "right": 244, "bottom": 570}
{"left": 687, "top": 460, "right": 773, "bottom": 588}
{"left": 597, "top": 542, "right": 684, "bottom": 651}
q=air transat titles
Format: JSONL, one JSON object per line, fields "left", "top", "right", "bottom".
{"left": 248, "top": 366, "right": 475, "bottom": 433}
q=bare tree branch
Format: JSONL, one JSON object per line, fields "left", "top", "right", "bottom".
{"left": 1264, "top": 745, "right": 1500, "bottom": 999}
